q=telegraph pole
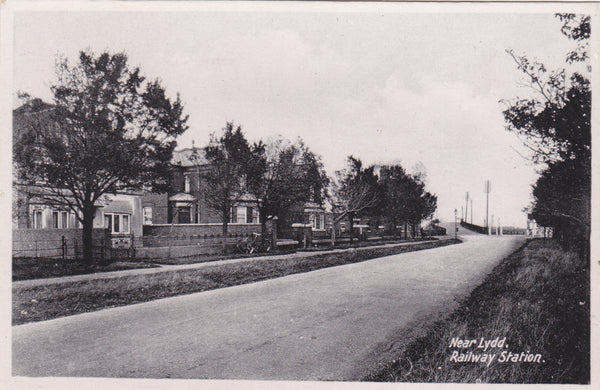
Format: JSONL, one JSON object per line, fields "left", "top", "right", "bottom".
{"left": 465, "top": 192, "right": 469, "bottom": 222}
{"left": 470, "top": 199, "right": 473, "bottom": 224}
{"left": 454, "top": 208, "right": 458, "bottom": 239}
{"left": 484, "top": 180, "right": 491, "bottom": 229}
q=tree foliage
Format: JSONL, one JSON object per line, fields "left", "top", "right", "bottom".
{"left": 378, "top": 164, "right": 437, "bottom": 236}
{"left": 14, "top": 50, "right": 188, "bottom": 262}
{"left": 201, "top": 122, "right": 254, "bottom": 235}
{"left": 502, "top": 14, "right": 590, "bottom": 250}
{"left": 333, "top": 156, "right": 380, "bottom": 223}
{"left": 246, "top": 137, "right": 329, "bottom": 234}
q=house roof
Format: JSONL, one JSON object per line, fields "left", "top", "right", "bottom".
{"left": 169, "top": 192, "right": 197, "bottom": 202}
{"left": 236, "top": 193, "right": 258, "bottom": 202}
{"left": 171, "top": 148, "right": 208, "bottom": 167}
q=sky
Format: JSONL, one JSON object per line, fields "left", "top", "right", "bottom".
{"left": 11, "top": 4, "right": 590, "bottom": 227}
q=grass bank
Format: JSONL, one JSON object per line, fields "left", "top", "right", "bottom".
{"left": 365, "top": 239, "right": 589, "bottom": 384}
{"left": 12, "top": 258, "right": 159, "bottom": 281}
{"left": 13, "top": 238, "right": 459, "bottom": 325}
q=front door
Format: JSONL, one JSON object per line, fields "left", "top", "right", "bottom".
{"left": 178, "top": 207, "right": 191, "bottom": 224}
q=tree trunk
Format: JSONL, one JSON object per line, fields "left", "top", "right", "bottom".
{"left": 260, "top": 209, "right": 268, "bottom": 237}
{"left": 82, "top": 202, "right": 95, "bottom": 264}
{"left": 222, "top": 205, "right": 229, "bottom": 236}
{"left": 330, "top": 224, "right": 336, "bottom": 248}
{"left": 348, "top": 212, "right": 354, "bottom": 244}
{"left": 221, "top": 205, "right": 229, "bottom": 254}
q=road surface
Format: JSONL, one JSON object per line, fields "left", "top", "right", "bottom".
{"left": 13, "top": 234, "right": 524, "bottom": 380}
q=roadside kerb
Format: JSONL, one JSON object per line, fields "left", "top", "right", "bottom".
{"left": 14, "top": 239, "right": 452, "bottom": 289}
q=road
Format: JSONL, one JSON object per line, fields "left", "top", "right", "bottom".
{"left": 13, "top": 234, "right": 524, "bottom": 381}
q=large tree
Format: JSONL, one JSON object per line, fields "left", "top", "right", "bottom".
{"left": 502, "top": 14, "right": 590, "bottom": 251}
{"left": 378, "top": 164, "right": 437, "bottom": 238}
{"left": 246, "top": 137, "right": 329, "bottom": 237}
{"left": 332, "top": 156, "right": 380, "bottom": 243}
{"left": 14, "top": 50, "right": 188, "bottom": 263}
{"left": 201, "top": 122, "right": 254, "bottom": 236}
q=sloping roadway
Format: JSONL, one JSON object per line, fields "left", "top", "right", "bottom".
{"left": 13, "top": 234, "right": 524, "bottom": 381}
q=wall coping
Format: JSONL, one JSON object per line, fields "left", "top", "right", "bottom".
{"left": 146, "top": 223, "right": 261, "bottom": 227}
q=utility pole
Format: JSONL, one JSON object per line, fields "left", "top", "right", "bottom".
{"left": 470, "top": 199, "right": 473, "bottom": 224}
{"left": 484, "top": 180, "right": 491, "bottom": 229}
{"left": 465, "top": 192, "right": 469, "bottom": 222}
{"left": 454, "top": 208, "right": 458, "bottom": 240}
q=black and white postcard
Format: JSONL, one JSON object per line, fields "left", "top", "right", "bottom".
{"left": 1, "top": 1, "right": 597, "bottom": 389}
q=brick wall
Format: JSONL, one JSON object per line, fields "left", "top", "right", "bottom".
{"left": 12, "top": 228, "right": 110, "bottom": 258}
{"left": 143, "top": 223, "right": 262, "bottom": 246}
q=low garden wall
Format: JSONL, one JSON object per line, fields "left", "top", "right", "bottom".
{"left": 12, "top": 228, "right": 110, "bottom": 259}
{"left": 135, "top": 240, "right": 237, "bottom": 259}
{"left": 142, "top": 223, "right": 262, "bottom": 247}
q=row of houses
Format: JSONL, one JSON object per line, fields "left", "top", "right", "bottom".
{"left": 12, "top": 100, "right": 333, "bottom": 255}
{"left": 13, "top": 147, "right": 332, "bottom": 248}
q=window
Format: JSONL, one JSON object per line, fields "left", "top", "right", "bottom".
{"left": 50, "top": 210, "right": 69, "bottom": 228}
{"left": 122, "top": 215, "right": 129, "bottom": 231}
{"left": 61, "top": 211, "right": 68, "bottom": 228}
{"left": 33, "top": 210, "right": 43, "bottom": 229}
{"left": 178, "top": 207, "right": 190, "bottom": 224}
{"left": 104, "top": 214, "right": 112, "bottom": 232}
{"left": 246, "top": 207, "right": 253, "bottom": 225}
{"left": 309, "top": 213, "right": 325, "bottom": 230}
{"left": 184, "top": 176, "right": 191, "bottom": 193}
{"left": 236, "top": 206, "right": 246, "bottom": 224}
{"left": 143, "top": 207, "right": 153, "bottom": 225}
{"left": 105, "top": 213, "right": 130, "bottom": 234}
{"left": 230, "top": 206, "right": 258, "bottom": 224}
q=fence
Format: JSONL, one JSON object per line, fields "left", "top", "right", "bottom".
{"left": 12, "top": 228, "right": 112, "bottom": 260}
{"left": 460, "top": 221, "right": 489, "bottom": 234}
{"left": 12, "top": 236, "right": 115, "bottom": 261}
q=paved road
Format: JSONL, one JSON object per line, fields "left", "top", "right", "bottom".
{"left": 13, "top": 234, "right": 524, "bottom": 381}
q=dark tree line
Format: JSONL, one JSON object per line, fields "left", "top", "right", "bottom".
{"left": 202, "top": 128, "right": 329, "bottom": 237}
{"left": 332, "top": 157, "right": 437, "bottom": 244}
{"left": 203, "top": 127, "right": 438, "bottom": 244}
{"left": 503, "top": 14, "right": 590, "bottom": 254}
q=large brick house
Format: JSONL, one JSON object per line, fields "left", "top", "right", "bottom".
{"left": 141, "top": 147, "right": 261, "bottom": 228}
{"left": 141, "top": 145, "right": 334, "bottom": 240}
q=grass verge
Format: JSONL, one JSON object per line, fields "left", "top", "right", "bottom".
{"left": 13, "top": 238, "right": 459, "bottom": 325}
{"left": 12, "top": 258, "right": 158, "bottom": 281}
{"left": 365, "top": 239, "right": 590, "bottom": 384}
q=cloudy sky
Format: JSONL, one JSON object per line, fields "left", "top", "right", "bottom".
{"left": 12, "top": 3, "right": 590, "bottom": 227}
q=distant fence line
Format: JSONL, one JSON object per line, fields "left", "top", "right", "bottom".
{"left": 460, "top": 221, "right": 525, "bottom": 235}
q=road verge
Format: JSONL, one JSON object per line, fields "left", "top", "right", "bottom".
{"left": 364, "top": 238, "right": 589, "bottom": 384}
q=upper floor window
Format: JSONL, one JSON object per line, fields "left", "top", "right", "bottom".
{"left": 184, "top": 175, "right": 191, "bottom": 193}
